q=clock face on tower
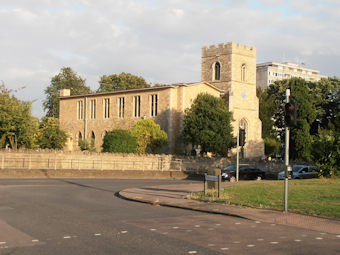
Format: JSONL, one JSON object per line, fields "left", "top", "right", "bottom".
{"left": 242, "top": 92, "right": 247, "bottom": 99}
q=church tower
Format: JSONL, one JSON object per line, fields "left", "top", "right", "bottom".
{"left": 201, "top": 42, "right": 264, "bottom": 158}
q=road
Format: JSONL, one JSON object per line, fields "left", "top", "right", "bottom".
{"left": 0, "top": 179, "right": 339, "bottom": 255}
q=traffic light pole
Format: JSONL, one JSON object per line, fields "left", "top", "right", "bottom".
{"left": 236, "top": 128, "right": 239, "bottom": 182}
{"left": 284, "top": 89, "right": 290, "bottom": 213}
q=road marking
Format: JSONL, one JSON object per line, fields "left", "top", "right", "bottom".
{"left": 121, "top": 231, "right": 128, "bottom": 234}
{"left": 315, "top": 237, "right": 323, "bottom": 240}
{"left": 172, "top": 226, "right": 179, "bottom": 229}
{"left": 188, "top": 251, "right": 197, "bottom": 254}
{"left": 0, "top": 242, "right": 6, "bottom": 245}
{"left": 215, "top": 223, "right": 221, "bottom": 226}
{"left": 32, "top": 240, "right": 39, "bottom": 242}
{"left": 247, "top": 244, "right": 255, "bottom": 247}
{"left": 270, "top": 242, "right": 279, "bottom": 244}
{"left": 320, "top": 233, "right": 326, "bottom": 235}
{"left": 186, "top": 229, "right": 192, "bottom": 232}
{"left": 255, "top": 221, "right": 261, "bottom": 224}
{"left": 150, "top": 229, "right": 156, "bottom": 231}
{"left": 257, "top": 238, "right": 264, "bottom": 241}
{"left": 94, "top": 233, "right": 102, "bottom": 236}
{"left": 336, "top": 235, "right": 340, "bottom": 238}
{"left": 63, "top": 236, "right": 71, "bottom": 239}
{"left": 194, "top": 225, "right": 200, "bottom": 227}
{"left": 208, "top": 243, "right": 215, "bottom": 246}
{"left": 235, "top": 222, "right": 241, "bottom": 225}
{"left": 220, "top": 247, "right": 229, "bottom": 250}
{"left": 294, "top": 239, "right": 301, "bottom": 242}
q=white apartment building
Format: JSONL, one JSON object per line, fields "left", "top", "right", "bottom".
{"left": 256, "top": 62, "right": 326, "bottom": 89}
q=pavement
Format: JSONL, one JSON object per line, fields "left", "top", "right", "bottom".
{"left": 119, "top": 181, "right": 340, "bottom": 235}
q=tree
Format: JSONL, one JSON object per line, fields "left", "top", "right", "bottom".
{"left": 43, "top": 67, "right": 91, "bottom": 118}
{"left": 0, "top": 83, "right": 38, "bottom": 149}
{"left": 130, "top": 119, "right": 168, "bottom": 153}
{"left": 102, "top": 130, "right": 137, "bottom": 153}
{"left": 36, "top": 117, "right": 68, "bottom": 150}
{"left": 257, "top": 87, "right": 279, "bottom": 139}
{"left": 97, "top": 72, "right": 150, "bottom": 92}
{"left": 181, "top": 93, "right": 234, "bottom": 156}
{"left": 266, "top": 78, "right": 316, "bottom": 161}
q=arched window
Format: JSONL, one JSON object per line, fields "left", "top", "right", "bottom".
{"left": 78, "top": 131, "right": 82, "bottom": 141}
{"left": 214, "top": 62, "right": 221, "bottom": 80}
{"left": 91, "top": 131, "right": 95, "bottom": 141}
{"left": 241, "top": 64, "right": 247, "bottom": 82}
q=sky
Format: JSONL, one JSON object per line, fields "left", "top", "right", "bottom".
{"left": 1, "top": 0, "right": 339, "bottom": 118}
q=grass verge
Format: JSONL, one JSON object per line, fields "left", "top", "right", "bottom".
{"left": 188, "top": 178, "right": 340, "bottom": 218}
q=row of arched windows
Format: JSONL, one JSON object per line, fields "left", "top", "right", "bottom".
{"left": 212, "top": 62, "right": 247, "bottom": 82}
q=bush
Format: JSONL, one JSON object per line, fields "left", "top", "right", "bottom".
{"left": 264, "top": 137, "right": 281, "bottom": 156}
{"left": 130, "top": 119, "right": 167, "bottom": 153}
{"left": 78, "top": 139, "right": 96, "bottom": 152}
{"left": 102, "top": 130, "right": 137, "bottom": 153}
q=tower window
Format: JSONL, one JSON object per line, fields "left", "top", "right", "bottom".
{"left": 241, "top": 64, "right": 247, "bottom": 82}
{"left": 214, "top": 62, "right": 221, "bottom": 80}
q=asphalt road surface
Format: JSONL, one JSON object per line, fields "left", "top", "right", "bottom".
{"left": 0, "top": 179, "right": 339, "bottom": 255}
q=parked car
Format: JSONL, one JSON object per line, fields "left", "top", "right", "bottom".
{"left": 277, "top": 165, "right": 319, "bottom": 180}
{"left": 221, "top": 164, "right": 265, "bottom": 182}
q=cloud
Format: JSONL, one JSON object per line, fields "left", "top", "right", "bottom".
{"left": 0, "top": 0, "right": 339, "bottom": 117}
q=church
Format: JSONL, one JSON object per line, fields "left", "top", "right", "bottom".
{"left": 59, "top": 42, "right": 264, "bottom": 158}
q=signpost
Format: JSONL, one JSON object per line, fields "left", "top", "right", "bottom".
{"left": 204, "top": 173, "right": 221, "bottom": 198}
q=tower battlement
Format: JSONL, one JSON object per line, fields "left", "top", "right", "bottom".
{"left": 202, "top": 42, "right": 256, "bottom": 57}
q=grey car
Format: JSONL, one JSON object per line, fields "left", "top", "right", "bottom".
{"left": 278, "top": 165, "right": 319, "bottom": 180}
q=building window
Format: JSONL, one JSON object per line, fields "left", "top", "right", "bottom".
{"left": 241, "top": 64, "right": 247, "bottom": 82}
{"left": 134, "top": 95, "right": 141, "bottom": 117}
{"left": 214, "top": 62, "right": 221, "bottom": 80}
{"left": 118, "top": 97, "right": 125, "bottom": 118}
{"left": 104, "top": 98, "right": 110, "bottom": 119}
{"left": 91, "top": 131, "right": 95, "bottom": 145}
{"left": 150, "top": 94, "right": 158, "bottom": 117}
{"left": 77, "top": 100, "right": 84, "bottom": 120}
{"left": 90, "top": 99, "right": 96, "bottom": 119}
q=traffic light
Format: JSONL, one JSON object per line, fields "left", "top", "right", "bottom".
{"left": 284, "top": 101, "right": 297, "bottom": 127}
{"left": 239, "top": 128, "right": 246, "bottom": 146}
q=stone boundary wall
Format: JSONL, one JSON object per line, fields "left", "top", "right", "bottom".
{"left": 0, "top": 150, "right": 289, "bottom": 179}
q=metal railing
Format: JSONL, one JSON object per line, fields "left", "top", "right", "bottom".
{"left": 0, "top": 155, "right": 183, "bottom": 172}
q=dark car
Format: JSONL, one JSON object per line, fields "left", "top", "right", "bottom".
{"left": 221, "top": 164, "right": 265, "bottom": 182}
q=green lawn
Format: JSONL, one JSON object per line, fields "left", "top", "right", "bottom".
{"left": 189, "top": 179, "right": 340, "bottom": 218}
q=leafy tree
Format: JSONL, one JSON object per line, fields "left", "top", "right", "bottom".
{"left": 97, "top": 72, "right": 150, "bottom": 92}
{"left": 0, "top": 83, "right": 38, "bottom": 149}
{"left": 312, "top": 127, "right": 339, "bottom": 177}
{"left": 257, "top": 87, "right": 279, "bottom": 139}
{"left": 266, "top": 78, "right": 316, "bottom": 161}
{"left": 130, "top": 119, "right": 168, "bottom": 153}
{"left": 308, "top": 77, "right": 340, "bottom": 133}
{"left": 181, "top": 93, "right": 234, "bottom": 156}
{"left": 102, "top": 130, "right": 137, "bottom": 153}
{"left": 36, "top": 117, "right": 68, "bottom": 150}
{"left": 43, "top": 67, "right": 91, "bottom": 118}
